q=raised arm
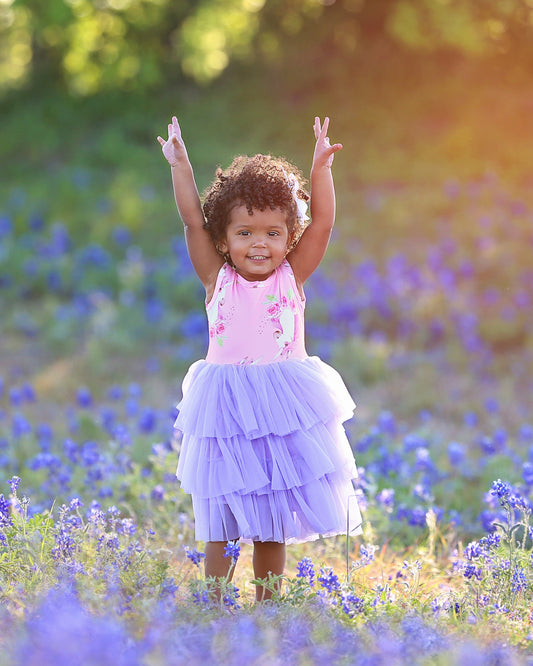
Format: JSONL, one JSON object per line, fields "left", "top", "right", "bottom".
{"left": 287, "top": 116, "right": 343, "bottom": 286}
{"left": 157, "top": 116, "right": 223, "bottom": 292}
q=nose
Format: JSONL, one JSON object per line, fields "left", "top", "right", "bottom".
{"left": 252, "top": 237, "right": 267, "bottom": 247}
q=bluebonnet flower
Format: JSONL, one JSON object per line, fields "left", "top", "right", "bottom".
{"left": 507, "top": 493, "right": 531, "bottom": 511}
{"left": 222, "top": 584, "right": 241, "bottom": 608}
{"left": 76, "top": 387, "right": 93, "bottom": 408}
{"left": 81, "top": 441, "right": 101, "bottom": 467}
{"left": 36, "top": 423, "right": 54, "bottom": 449}
{"left": 376, "top": 488, "right": 395, "bottom": 508}
{"left": 192, "top": 590, "right": 210, "bottom": 605}
{"left": 7, "top": 476, "right": 21, "bottom": 494}
{"left": 317, "top": 567, "right": 341, "bottom": 594}
{"left": 117, "top": 518, "right": 137, "bottom": 535}
{"left": 447, "top": 441, "right": 465, "bottom": 465}
{"left": 407, "top": 506, "right": 427, "bottom": 527}
{"left": 151, "top": 485, "right": 165, "bottom": 502}
{"left": 340, "top": 592, "right": 364, "bottom": 617}
{"left": 52, "top": 531, "right": 76, "bottom": 561}
{"left": 223, "top": 540, "right": 240, "bottom": 564}
{"left": 463, "top": 411, "right": 478, "bottom": 427}
{"left": 490, "top": 479, "right": 511, "bottom": 501}
{"left": 185, "top": 546, "right": 206, "bottom": 566}
{"left": 359, "top": 544, "right": 378, "bottom": 565}
{"left": 377, "top": 410, "right": 396, "bottom": 435}
{"left": 479, "top": 436, "right": 496, "bottom": 455}
{"left": 14, "top": 590, "right": 135, "bottom": 666}
{"left": 21, "top": 383, "right": 36, "bottom": 402}
{"left": 519, "top": 424, "right": 533, "bottom": 442}
{"left": 125, "top": 398, "right": 139, "bottom": 417}
{"left": 9, "top": 387, "right": 24, "bottom": 406}
{"left": 128, "top": 383, "right": 142, "bottom": 398}
{"left": 0, "top": 493, "right": 12, "bottom": 527}
{"left": 403, "top": 434, "right": 427, "bottom": 452}
{"left": 479, "top": 533, "right": 501, "bottom": 549}
{"left": 0, "top": 216, "right": 12, "bottom": 238}
{"left": 107, "top": 385, "right": 123, "bottom": 400}
{"left": 12, "top": 413, "right": 31, "bottom": 438}
{"left": 296, "top": 557, "right": 315, "bottom": 586}
{"left": 463, "top": 563, "right": 482, "bottom": 580}
{"left": 522, "top": 461, "right": 533, "bottom": 486}
{"left": 138, "top": 408, "right": 157, "bottom": 434}
{"left": 511, "top": 567, "right": 528, "bottom": 593}
{"left": 484, "top": 398, "right": 499, "bottom": 414}
{"left": 111, "top": 226, "right": 131, "bottom": 246}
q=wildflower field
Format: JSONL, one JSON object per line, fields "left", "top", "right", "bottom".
{"left": 2, "top": 50, "right": 533, "bottom": 663}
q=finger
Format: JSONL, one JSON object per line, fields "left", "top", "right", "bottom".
{"left": 330, "top": 142, "right": 343, "bottom": 153}
{"left": 157, "top": 136, "right": 165, "bottom": 146}
{"left": 320, "top": 116, "right": 330, "bottom": 140}
{"left": 314, "top": 116, "right": 321, "bottom": 139}
{"left": 172, "top": 116, "right": 182, "bottom": 140}
{"left": 168, "top": 123, "right": 173, "bottom": 138}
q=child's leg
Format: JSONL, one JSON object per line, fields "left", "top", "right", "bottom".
{"left": 204, "top": 541, "right": 235, "bottom": 579}
{"left": 253, "top": 541, "right": 286, "bottom": 601}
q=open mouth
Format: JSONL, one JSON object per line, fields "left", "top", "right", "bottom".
{"left": 248, "top": 255, "right": 269, "bottom": 261}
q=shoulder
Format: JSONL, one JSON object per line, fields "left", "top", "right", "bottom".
{"left": 281, "top": 259, "right": 305, "bottom": 301}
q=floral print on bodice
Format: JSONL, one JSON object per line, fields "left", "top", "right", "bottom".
{"left": 204, "top": 261, "right": 307, "bottom": 365}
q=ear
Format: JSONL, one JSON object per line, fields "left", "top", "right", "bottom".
{"left": 217, "top": 239, "right": 228, "bottom": 254}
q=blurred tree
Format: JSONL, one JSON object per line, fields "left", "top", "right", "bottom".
{"left": 2, "top": 0, "right": 533, "bottom": 95}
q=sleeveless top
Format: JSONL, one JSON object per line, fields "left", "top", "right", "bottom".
{"left": 204, "top": 260, "right": 308, "bottom": 365}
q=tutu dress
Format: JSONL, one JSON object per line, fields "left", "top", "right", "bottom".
{"left": 174, "top": 260, "right": 362, "bottom": 544}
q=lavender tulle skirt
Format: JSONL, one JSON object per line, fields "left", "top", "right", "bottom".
{"left": 174, "top": 356, "right": 362, "bottom": 544}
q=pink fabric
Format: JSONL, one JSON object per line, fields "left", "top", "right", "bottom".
{"left": 205, "top": 260, "right": 308, "bottom": 365}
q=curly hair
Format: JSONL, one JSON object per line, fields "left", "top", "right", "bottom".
{"left": 202, "top": 154, "right": 309, "bottom": 256}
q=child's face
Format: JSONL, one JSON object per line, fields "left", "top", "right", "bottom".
{"left": 219, "top": 206, "right": 290, "bottom": 281}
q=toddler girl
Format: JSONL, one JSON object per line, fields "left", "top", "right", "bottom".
{"left": 157, "top": 116, "right": 362, "bottom": 600}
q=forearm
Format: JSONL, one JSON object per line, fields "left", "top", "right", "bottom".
{"left": 309, "top": 165, "right": 336, "bottom": 231}
{"left": 170, "top": 161, "right": 205, "bottom": 229}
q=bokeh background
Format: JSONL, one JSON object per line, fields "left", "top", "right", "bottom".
{"left": 2, "top": 0, "right": 533, "bottom": 543}
{"left": 3, "top": 0, "right": 533, "bottom": 411}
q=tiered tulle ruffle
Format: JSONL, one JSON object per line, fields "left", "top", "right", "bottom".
{"left": 174, "top": 356, "right": 362, "bottom": 544}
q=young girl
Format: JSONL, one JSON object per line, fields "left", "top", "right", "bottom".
{"left": 157, "top": 116, "right": 362, "bottom": 600}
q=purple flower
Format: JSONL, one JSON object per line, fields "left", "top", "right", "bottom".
{"left": 0, "top": 493, "right": 12, "bottom": 527}
{"left": 490, "top": 479, "right": 511, "bottom": 501}
{"left": 340, "top": 592, "right": 364, "bottom": 616}
{"left": 76, "top": 387, "right": 93, "bottom": 408}
{"left": 52, "top": 531, "right": 76, "bottom": 560}
{"left": 463, "top": 563, "right": 483, "bottom": 581}
{"left": 8, "top": 476, "right": 21, "bottom": 494}
{"left": 223, "top": 540, "right": 240, "bottom": 564}
{"left": 222, "top": 584, "right": 240, "bottom": 608}
{"left": 151, "top": 485, "right": 165, "bottom": 502}
{"left": 185, "top": 547, "right": 206, "bottom": 567}
{"left": 447, "top": 442, "right": 465, "bottom": 465}
{"left": 511, "top": 567, "right": 528, "bottom": 593}
{"left": 192, "top": 590, "right": 210, "bottom": 604}
{"left": 522, "top": 462, "right": 533, "bottom": 487}
{"left": 296, "top": 557, "right": 315, "bottom": 586}
{"left": 317, "top": 567, "right": 341, "bottom": 594}
{"left": 376, "top": 488, "right": 395, "bottom": 508}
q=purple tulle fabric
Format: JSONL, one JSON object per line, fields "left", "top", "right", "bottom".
{"left": 174, "top": 356, "right": 362, "bottom": 544}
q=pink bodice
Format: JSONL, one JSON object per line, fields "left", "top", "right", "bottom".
{"left": 204, "top": 260, "right": 308, "bottom": 365}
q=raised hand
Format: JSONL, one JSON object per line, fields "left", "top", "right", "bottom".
{"left": 312, "top": 116, "right": 343, "bottom": 169}
{"left": 157, "top": 116, "right": 188, "bottom": 167}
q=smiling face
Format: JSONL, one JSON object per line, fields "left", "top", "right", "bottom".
{"left": 219, "top": 205, "right": 290, "bottom": 282}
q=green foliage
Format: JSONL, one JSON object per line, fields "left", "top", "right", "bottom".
{"left": 6, "top": 0, "right": 533, "bottom": 95}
